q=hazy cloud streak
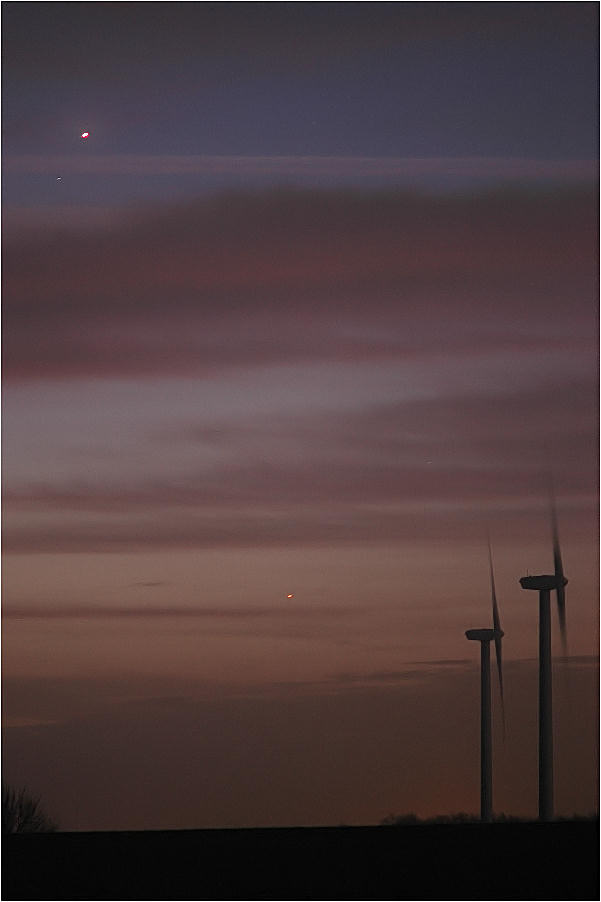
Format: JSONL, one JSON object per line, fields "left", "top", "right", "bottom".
{"left": 4, "top": 154, "right": 597, "bottom": 179}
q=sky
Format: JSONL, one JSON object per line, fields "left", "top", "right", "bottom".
{"left": 2, "top": 2, "right": 599, "bottom": 831}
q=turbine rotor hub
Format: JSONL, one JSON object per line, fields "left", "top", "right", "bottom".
{"left": 465, "top": 628, "right": 504, "bottom": 641}
{"left": 520, "top": 574, "right": 568, "bottom": 592}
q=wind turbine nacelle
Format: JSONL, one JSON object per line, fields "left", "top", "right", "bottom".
{"left": 520, "top": 575, "right": 568, "bottom": 592}
{"left": 465, "top": 628, "right": 503, "bottom": 641}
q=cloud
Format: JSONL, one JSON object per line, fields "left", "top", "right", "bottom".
{"left": 4, "top": 154, "right": 597, "bottom": 180}
{"left": 2, "top": 603, "right": 366, "bottom": 621}
{"left": 4, "top": 378, "right": 596, "bottom": 554}
{"left": 7, "top": 381, "right": 598, "bottom": 501}
{"left": 3, "top": 186, "right": 596, "bottom": 383}
{"left": 4, "top": 496, "right": 596, "bottom": 556}
{"left": 330, "top": 662, "right": 473, "bottom": 686}
{"left": 3, "top": 187, "right": 595, "bottom": 556}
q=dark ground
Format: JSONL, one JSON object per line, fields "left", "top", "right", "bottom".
{"left": 3, "top": 821, "right": 599, "bottom": 900}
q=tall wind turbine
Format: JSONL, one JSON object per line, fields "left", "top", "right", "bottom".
{"left": 519, "top": 495, "right": 568, "bottom": 822}
{"left": 465, "top": 542, "right": 505, "bottom": 823}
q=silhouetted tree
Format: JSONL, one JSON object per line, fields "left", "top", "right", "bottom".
{"left": 380, "top": 811, "right": 543, "bottom": 825}
{"left": 2, "top": 784, "right": 57, "bottom": 833}
{"left": 380, "top": 812, "right": 479, "bottom": 825}
{"left": 380, "top": 812, "right": 420, "bottom": 825}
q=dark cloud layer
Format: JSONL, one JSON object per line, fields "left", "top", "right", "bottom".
{"left": 4, "top": 497, "right": 596, "bottom": 556}
{"left": 3, "top": 186, "right": 597, "bottom": 382}
{"left": 2, "top": 603, "right": 371, "bottom": 621}
{"left": 4, "top": 4, "right": 593, "bottom": 84}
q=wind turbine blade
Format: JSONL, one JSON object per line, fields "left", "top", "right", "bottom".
{"left": 495, "top": 635, "right": 506, "bottom": 736}
{"left": 488, "top": 540, "right": 501, "bottom": 634}
{"left": 488, "top": 540, "right": 501, "bottom": 630}
{"left": 488, "top": 539, "right": 505, "bottom": 734}
{"left": 550, "top": 490, "right": 568, "bottom": 657}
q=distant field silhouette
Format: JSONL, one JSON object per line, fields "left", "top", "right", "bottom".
{"left": 3, "top": 819, "right": 598, "bottom": 900}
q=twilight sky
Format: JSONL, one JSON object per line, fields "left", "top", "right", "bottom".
{"left": 2, "top": 3, "right": 598, "bottom": 830}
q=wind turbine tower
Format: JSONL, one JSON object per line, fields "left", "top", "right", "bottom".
{"left": 465, "top": 543, "right": 505, "bottom": 823}
{"left": 519, "top": 497, "right": 568, "bottom": 822}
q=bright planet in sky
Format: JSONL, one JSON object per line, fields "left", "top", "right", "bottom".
{"left": 80, "top": 131, "right": 89, "bottom": 139}
{"left": 287, "top": 594, "right": 294, "bottom": 599}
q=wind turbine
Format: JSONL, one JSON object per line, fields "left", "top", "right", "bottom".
{"left": 465, "top": 542, "right": 505, "bottom": 823}
{"left": 519, "top": 494, "right": 568, "bottom": 822}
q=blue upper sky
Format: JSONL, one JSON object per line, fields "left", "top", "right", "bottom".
{"left": 3, "top": 2, "right": 598, "bottom": 159}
